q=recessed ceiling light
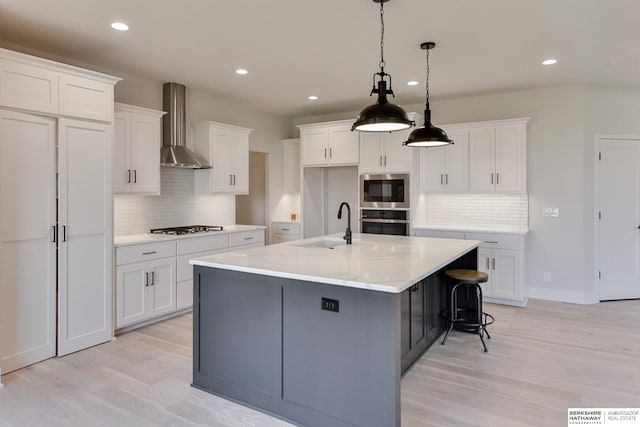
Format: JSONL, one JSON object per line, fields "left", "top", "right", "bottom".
{"left": 308, "top": 95, "right": 318, "bottom": 100}
{"left": 407, "top": 81, "right": 419, "bottom": 86}
{"left": 542, "top": 59, "right": 557, "bottom": 65}
{"left": 111, "top": 22, "right": 129, "bottom": 31}
{"left": 235, "top": 69, "right": 248, "bottom": 75}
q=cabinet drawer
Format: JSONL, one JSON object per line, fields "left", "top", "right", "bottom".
{"left": 59, "top": 74, "right": 113, "bottom": 122}
{"left": 116, "top": 241, "right": 176, "bottom": 265}
{"left": 414, "top": 229, "right": 465, "bottom": 240}
{"left": 0, "top": 59, "right": 59, "bottom": 114}
{"left": 272, "top": 222, "right": 300, "bottom": 235}
{"left": 177, "top": 248, "right": 227, "bottom": 282}
{"left": 176, "top": 234, "right": 228, "bottom": 255}
{"left": 465, "top": 233, "right": 523, "bottom": 250}
{"left": 229, "top": 229, "right": 265, "bottom": 248}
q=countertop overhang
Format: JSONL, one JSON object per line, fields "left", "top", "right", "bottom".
{"left": 190, "top": 233, "right": 480, "bottom": 293}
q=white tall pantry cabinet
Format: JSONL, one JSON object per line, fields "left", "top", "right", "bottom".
{"left": 0, "top": 48, "right": 120, "bottom": 375}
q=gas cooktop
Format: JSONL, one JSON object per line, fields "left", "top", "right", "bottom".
{"left": 149, "top": 225, "right": 224, "bottom": 235}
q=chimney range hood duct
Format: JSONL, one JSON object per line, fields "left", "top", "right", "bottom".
{"left": 161, "top": 82, "right": 208, "bottom": 168}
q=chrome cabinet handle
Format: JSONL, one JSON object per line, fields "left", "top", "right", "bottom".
{"left": 324, "top": 148, "right": 327, "bottom": 158}
{"left": 484, "top": 240, "right": 498, "bottom": 244}
{"left": 329, "top": 148, "right": 332, "bottom": 158}
{"left": 133, "top": 169, "right": 137, "bottom": 183}
{"left": 142, "top": 251, "right": 157, "bottom": 255}
{"left": 380, "top": 155, "right": 383, "bottom": 166}
{"left": 496, "top": 173, "right": 500, "bottom": 185}
{"left": 52, "top": 225, "right": 57, "bottom": 243}
{"left": 144, "top": 272, "right": 149, "bottom": 287}
{"left": 127, "top": 169, "right": 131, "bottom": 183}
{"left": 150, "top": 271, "right": 154, "bottom": 286}
{"left": 244, "top": 236, "right": 254, "bottom": 240}
{"left": 282, "top": 228, "right": 290, "bottom": 231}
{"left": 445, "top": 174, "right": 448, "bottom": 185}
{"left": 491, "top": 173, "right": 494, "bottom": 184}
{"left": 492, "top": 258, "right": 496, "bottom": 270}
{"left": 62, "top": 225, "right": 66, "bottom": 242}
{"left": 486, "top": 257, "right": 490, "bottom": 269}
{"left": 440, "top": 174, "right": 443, "bottom": 185}
{"left": 384, "top": 155, "right": 387, "bottom": 166}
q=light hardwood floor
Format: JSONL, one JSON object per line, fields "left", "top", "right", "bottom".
{"left": 0, "top": 298, "right": 638, "bottom": 426}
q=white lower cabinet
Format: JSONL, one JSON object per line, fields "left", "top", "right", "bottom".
{"left": 413, "top": 229, "right": 526, "bottom": 306}
{"left": 271, "top": 221, "right": 301, "bottom": 243}
{"left": 115, "top": 241, "right": 176, "bottom": 328}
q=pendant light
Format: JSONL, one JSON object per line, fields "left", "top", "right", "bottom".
{"left": 352, "top": 0, "right": 414, "bottom": 133}
{"left": 403, "top": 42, "right": 453, "bottom": 147}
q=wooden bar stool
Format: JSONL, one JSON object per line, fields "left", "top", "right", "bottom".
{"left": 440, "top": 269, "right": 495, "bottom": 352}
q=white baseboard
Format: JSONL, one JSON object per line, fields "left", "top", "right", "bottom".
{"left": 527, "top": 287, "right": 599, "bottom": 304}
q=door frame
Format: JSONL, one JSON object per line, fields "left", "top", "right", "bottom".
{"left": 594, "top": 134, "right": 640, "bottom": 301}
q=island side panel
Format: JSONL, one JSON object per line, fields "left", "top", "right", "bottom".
{"left": 282, "top": 281, "right": 401, "bottom": 427}
{"left": 193, "top": 267, "right": 282, "bottom": 404}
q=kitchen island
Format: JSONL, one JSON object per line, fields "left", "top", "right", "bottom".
{"left": 190, "top": 233, "right": 479, "bottom": 427}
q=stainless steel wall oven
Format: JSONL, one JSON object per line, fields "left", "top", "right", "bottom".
{"left": 360, "top": 209, "right": 410, "bottom": 236}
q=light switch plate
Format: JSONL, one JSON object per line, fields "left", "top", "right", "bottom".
{"left": 543, "top": 207, "right": 559, "bottom": 217}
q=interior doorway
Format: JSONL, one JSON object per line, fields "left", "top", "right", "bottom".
{"left": 596, "top": 136, "right": 640, "bottom": 300}
{"left": 236, "top": 151, "right": 267, "bottom": 227}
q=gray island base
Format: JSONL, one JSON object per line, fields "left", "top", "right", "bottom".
{"left": 191, "top": 234, "right": 479, "bottom": 427}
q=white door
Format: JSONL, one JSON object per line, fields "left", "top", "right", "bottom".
{"left": 597, "top": 138, "right": 640, "bottom": 300}
{"left": 147, "top": 258, "right": 176, "bottom": 318}
{"left": 58, "top": 118, "right": 113, "bottom": 355}
{"left": 495, "top": 125, "right": 524, "bottom": 193}
{"left": 359, "top": 133, "right": 384, "bottom": 173}
{"left": 130, "top": 112, "right": 160, "bottom": 194}
{"left": 301, "top": 128, "right": 328, "bottom": 166}
{"left": 328, "top": 124, "right": 359, "bottom": 165}
{"left": 116, "top": 263, "right": 147, "bottom": 328}
{"left": 469, "top": 127, "right": 495, "bottom": 192}
{"left": 490, "top": 249, "right": 520, "bottom": 300}
{"left": 230, "top": 136, "right": 249, "bottom": 194}
{"left": 0, "top": 110, "right": 56, "bottom": 374}
{"left": 420, "top": 146, "right": 445, "bottom": 192}
{"left": 382, "top": 131, "right": 411, "bottom": 173}
{"left": 443, "top": 129, "right": 469, "bottom": 192}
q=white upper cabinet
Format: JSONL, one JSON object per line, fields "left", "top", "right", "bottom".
{"left": 114, "top": 103, "right": 165, "bottom": 195}
{"left": 299, "top": 120, "right": 359, "bottom": 167}
{"left": 0, "top": 48, "right": 120, "bottom": 122}
{"left": 359, "top": 113, "right": 420, "bottom": 174}
{"left": 193, "top": 121, "right": 253, "bottom": 194}
{"left": 469, "top": 119, "right": 527, "bottom": 193}
{"left": 420, "top": 128, "right": 469, "bottom": 193}
{"left": 282, "top": 138, "right": 300, "bottom": 194}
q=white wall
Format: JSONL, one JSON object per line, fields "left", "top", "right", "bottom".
{"left": 292, "top": 85, "right": 640, "bottom": 304}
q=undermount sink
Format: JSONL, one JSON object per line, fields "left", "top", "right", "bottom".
{"left": 294, "top": 237, "right": 348, "bottom": 249}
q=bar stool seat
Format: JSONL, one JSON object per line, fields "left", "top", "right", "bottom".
{"left": 440, "top": 269, "right": 494, "bottom": 352}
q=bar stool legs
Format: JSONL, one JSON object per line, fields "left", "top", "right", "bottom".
{"left": 440, "top": 270, "right": 495, "bottom": 352}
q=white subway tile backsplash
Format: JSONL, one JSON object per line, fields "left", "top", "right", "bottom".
{"left": 114, "top": 168, "right": 235, "bottom": 235}
{"left": 423, "top": 193, "right": 528, "bottom": 232}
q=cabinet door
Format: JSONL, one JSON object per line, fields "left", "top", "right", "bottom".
{"left": 0, "top": 60, "right": 58, "bottom": 115}
{"left": 477, "top": 248, "right": 493, "bottom": 297}
{"left": 490, "top": 249, "right": 520, "bottom": 300}
{"left": 113, "top": 111, "right": 131, "bottom": 193}
{"left": 328, "top": 124, "right": 359, "bottom": 165}
{"left": 359, "top": 133, "right": 384, "bottom": 173}
{"left": 58, "top": 74, "right": 113, "bottom": 122}
{"left": 147, "top": 258, "right": 176, "bottom": 318}
{"left": 129, "top": 113, "right": 161, "bottom": 194}
{"left": 495, "top": 124, "right": 525, "bottom": 193}
{"left": 116, "top": 263, "right": 147, "bottom": 328}
{"left": 400, "top": 289, "right": 412, "bottom": 370}
{"left": 230, "top": 136, "right": 249, "bottom": 194}
{"left": 211, "top": 133, "right": 235, "bottom": 192}
{"left": 420, "top": 146, "right": 445, "bottom": 192}
{"left": 410, "top": 283, "right": 426, "bottom": 350}
{"left": 301, "top": 127, "right": 328, "bottom": 166}
{"left": 57, "top": 119, "right": 112, "bottom": 356}
{"left": 0, "top": 110, "right": 56, "bottom": 374}
{"left": 469, "top": 127, "right": 496, "bottom": 192}
{"left": 425, "top": 275, "right": 443, "bottom": 342}
{"left": 382, "top": 131, "right": 412, "bottom": 173}
{"left": 443, "top": 129, "right": 469, "bottom": 192}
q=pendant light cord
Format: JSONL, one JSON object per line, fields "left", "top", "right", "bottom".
{"left": 425, "top": 46, "right": 430, "bottom": 106}
{"left": 379, "top": 1, "right": 385, "bottom": 72}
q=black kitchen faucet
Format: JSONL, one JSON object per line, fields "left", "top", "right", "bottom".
{"left": 337, "top": 202, "right": 352, "bottom": 244}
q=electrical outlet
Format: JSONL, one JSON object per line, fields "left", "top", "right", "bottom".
{"left": 543, "top": 207, "right": 559, "bottom": 217}
{"left": 544, "top": 271, "right": 551, "bottom": 282}
{"left": 321, "top": 297, "right": 339, "bottom": 313}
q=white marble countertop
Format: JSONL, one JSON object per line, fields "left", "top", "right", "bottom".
{"left": 190, "top": 233, "right": 479, "bottom": 294}
{"left": 114, "top": 224, "right": 267, "bottom": 247}
{"left": 413, "top": 225, "right": 529, "bottom": 236}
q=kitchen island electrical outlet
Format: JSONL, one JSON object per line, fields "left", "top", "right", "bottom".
{"left": 321, "top": 297, "right": 339, "bottom": 313}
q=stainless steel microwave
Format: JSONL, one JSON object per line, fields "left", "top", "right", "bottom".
{"left": 360, "top": 173, "right": 410, "bottom": 209}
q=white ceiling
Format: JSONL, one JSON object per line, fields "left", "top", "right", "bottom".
{"left": 1, "top": 0, "right": 639, "bottom": 117}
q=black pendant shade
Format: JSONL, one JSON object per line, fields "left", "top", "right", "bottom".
{"left": 404, "top": 41, "right": 453, "bottom": 147}
{"left": 352, "top": 0, "right": 414, "bottom": 133}
{"left": 352, "top": 78, "right": 414, "bottom": 132}
{"left": 404, "top": 108, "right": 453, "bottom": 147}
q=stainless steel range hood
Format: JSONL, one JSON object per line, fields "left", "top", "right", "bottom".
{"left": 161, "top": 82, "right": 208, "bottom": 168}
